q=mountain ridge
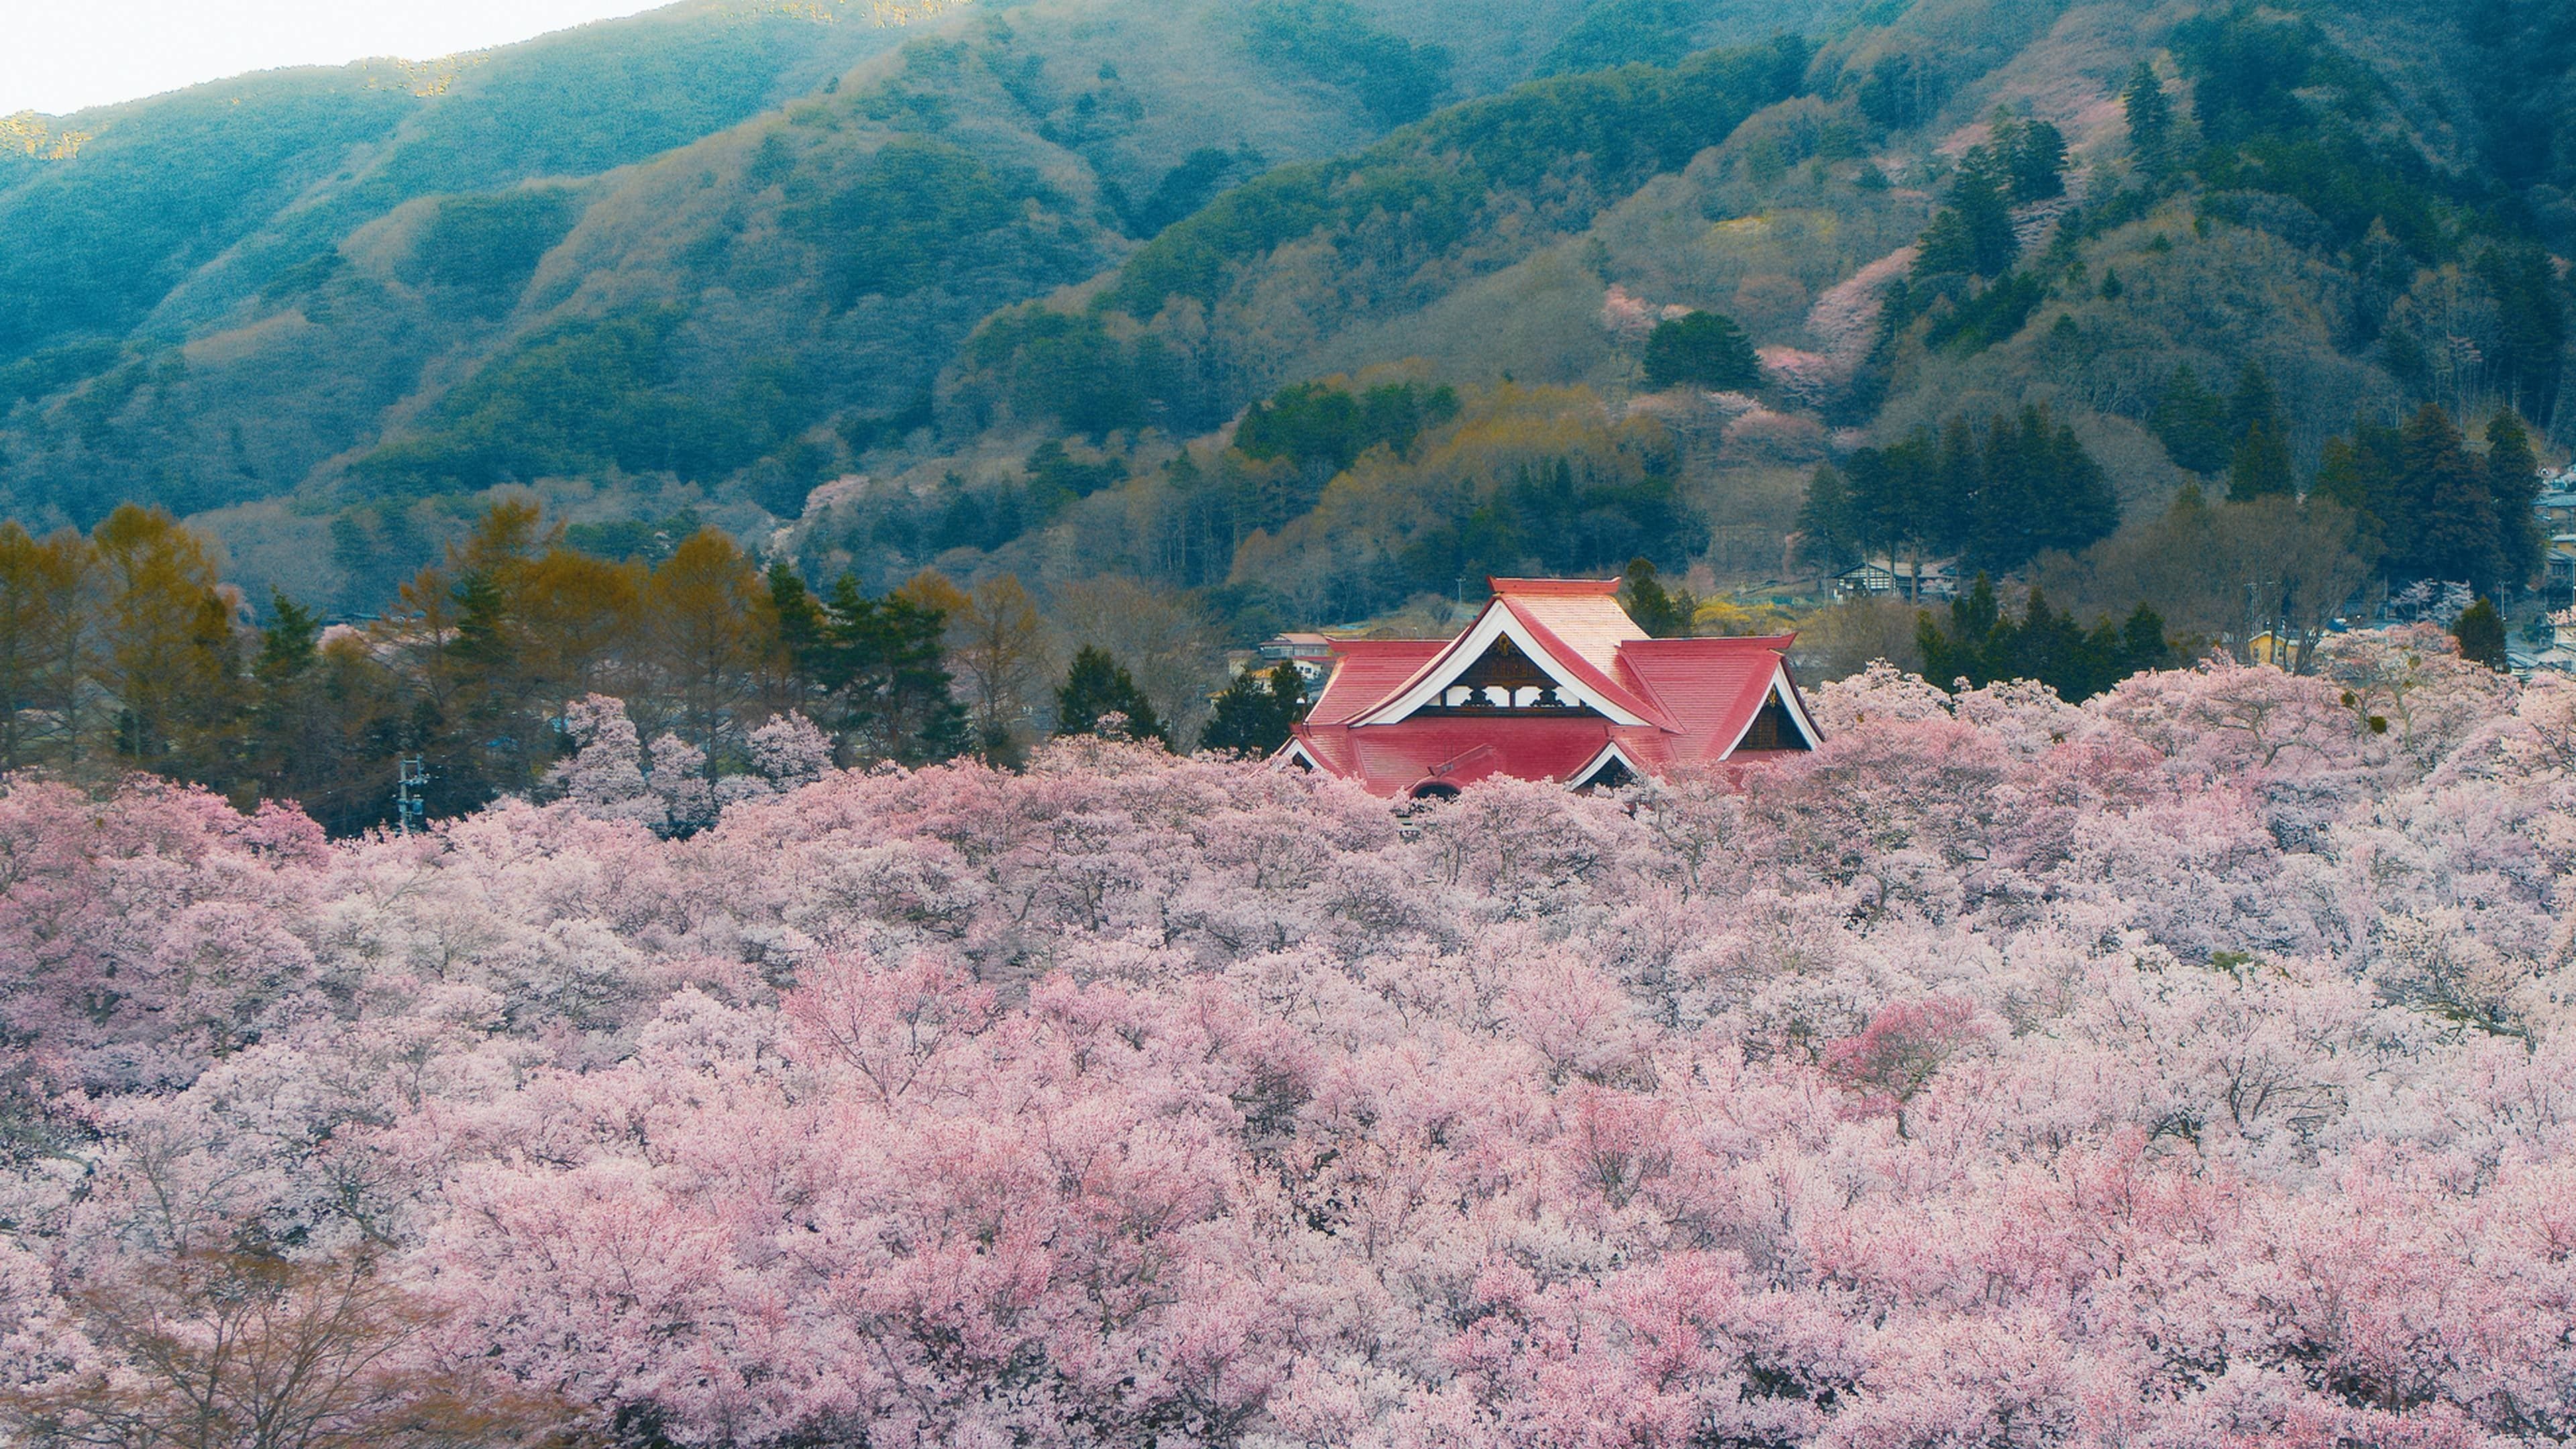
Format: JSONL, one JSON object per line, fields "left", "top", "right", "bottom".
{"left": 4, "top": 0, "right": 2572, "bottom": 636}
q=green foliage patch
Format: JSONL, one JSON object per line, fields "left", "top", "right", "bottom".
{"left": 407, "top": 190, "right": 577, "bottom": 300}
{"left": 351, "top": 309, "right": 792, "bottom": 494}
{"left": 787, "top": 137, "right": 1036, "bottom": 305}
{"left": 1234, "top": 379, "right": 1458, "bottom": 473}
{"left": 1242, "top": 0, "right": 1454, "bottom": 127}
{"left": 1641, "top": 311, "right": 1760, "bottom": 389}
{"left": 1102, "top": 36, "right": 1806, "bottom": 321}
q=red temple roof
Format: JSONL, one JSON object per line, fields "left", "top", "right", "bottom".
{"left": 1280, "top": 579, "right": 1819, "bottom": 797}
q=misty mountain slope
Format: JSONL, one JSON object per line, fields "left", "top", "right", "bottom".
{"left": 334, "top": 0, "right": 1536, "bottom": 512}
{"left": 8, "top": 0, "right": 2576, "bottom": 630}
{"left": 942, "top": 35, "right": 1813, "bottom": 441}
{"left": 765, "top": 0, "right": 2572, "bottom": 638}
{"left": 0, "top": 0, "right": 1644, "bottom": 572}
{"left": 0, "top": 2, "right": 912, "bottom": 361}
{"left": 138, "top": 2, "right": 922, "bottom": 337}
{"left": 0, "top": 0, "right": 929, "bottom": 531}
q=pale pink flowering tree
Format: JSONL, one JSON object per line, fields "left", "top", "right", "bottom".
{"left": 542, "top": 692, "right": 662, "bottom": 826}
{"left": 5, "top": 650, "right": 2575, "bottom": 1446}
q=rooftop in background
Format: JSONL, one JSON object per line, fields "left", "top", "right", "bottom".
{"left": 1282, "top": 577, "right": 1818, "bottom": 799}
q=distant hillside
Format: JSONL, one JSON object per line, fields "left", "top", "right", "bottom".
{"left": 4, "top": 0, "right": 2573, "bottom": 629}
{"left": 814, "top": 0, "right": 2575, "bottom": 631}
{"left": 0, "top": 0, "right": 1690, "bottom": 607}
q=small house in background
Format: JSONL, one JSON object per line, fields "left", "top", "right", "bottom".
{"left": 1830, "top": 556, "right": 1957, "bottom": 602}
{"left": 2521, "top": 606, "right": 2576, "bottom": 678}
{"left": 1253, "top": 633, "right": 1337, "bottom": 702}
{"left": 2246, "top": 630, "right": 2295, "bottom": 667}
{"left": 1279, "top": 578, "right": 1819, "bottom": 798}
{"left": 2536, "top": 473, "right": 2576, "bottom": 537}
{"left": 2542, "top": 535, "right": 2575, "bottom": 612}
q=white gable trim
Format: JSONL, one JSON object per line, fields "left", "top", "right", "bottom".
{"left": 1350, "top": 601, "right": 1655, "bottom": 728}
{"left": 1568, "top": 740, "right": 1648, "bottom": 789}
{"left": 1271, "top": 738, "right": 1326, "bottom": 773}
{"left": 1717, "top": 665, "right": 1823, "bottom": 756}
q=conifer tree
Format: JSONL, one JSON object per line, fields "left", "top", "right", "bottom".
{"left": 1056, "top": 646, "right": 1169, "bottom": 748}
{"left": 1917, "top": 575, "right": 2171, "bottom": 700}
{"left": 2311, "top": 417, "right": 2406, "bottom": 558}
{"left": 1199, "top": 661, "right": 1305, "bottom": 756}
{"left": 2400, "top": 405, "right": 2502, "bottom": 593}
{"left": 2228, "top": 424, "right": 2296, "bottom": 501}
{"left": 2000, "top": 117, "right": 2068, "bottom": 203}
{"left": 2228, "top": 362, "right": 2285, "bottom": 443}
{"left": 1797, "top": 465, "right": 1862, "bottom": 574}
{"left": 2123, "top": 60, "right": 2175, "bottom": 174}
{"left": 2151, "top": 366, "right": 2231, "bottom": 475}
{"left": 647, "top": 529, "right": 765, "bottom": 775}
{"left": 88, "top": 504, "right": 244, "bottom": 779}
{"left": 1949, "top": 149, "right": 2019, "bottom": 277}
{"left": 2450, "top": 596, "right": 2508, "bottom": 670}
{"left": 1619, "top": 557, "right": 1693, "bottom": 637}
{"left": 803, "top": 572, "right": 969, "bottom": 767}
{"left": 0, "top": 521, "right": 90, "bottom": 773}
{"left": 2484, "top": 411, "right": 2544, "bottom": 589}
{"left": 1640, "top": 311, "right": 1760, "bottom": 390}
{"left": 1913, "top": 209, "right": 1977, "bottom": 279}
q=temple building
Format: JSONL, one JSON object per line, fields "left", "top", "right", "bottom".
{"left": 1278, "top": 577, "right": 1820, "bottom": 798}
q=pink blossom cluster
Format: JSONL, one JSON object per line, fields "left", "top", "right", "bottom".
{"left": 5, "top": 640, "right": 2575, "bottom": 1448}
{"left": 1601, "top": 284, "right": 1691, "bottom": 343}
{"left": 1799, "top": 246, "right": 1918, "bottom": 372}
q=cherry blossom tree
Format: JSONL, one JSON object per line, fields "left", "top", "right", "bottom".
{"left": 6, "top": 647, "right": 2574, "bottom": 1447}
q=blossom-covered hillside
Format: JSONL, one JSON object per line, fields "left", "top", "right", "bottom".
{"left": 4, "top": 633, "right": 2574, "bottom": 1448}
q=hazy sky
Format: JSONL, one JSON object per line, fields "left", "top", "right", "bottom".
{"left": 2, "top": 0, "right": 668, "bottom": 117}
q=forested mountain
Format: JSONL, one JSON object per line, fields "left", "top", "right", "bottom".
{"left": 5, "top": 0, "right": 2574, "bottom": 647}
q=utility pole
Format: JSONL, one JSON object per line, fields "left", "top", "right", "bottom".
{"left": 396, "top": 756, "right": 427, "bottom": 835}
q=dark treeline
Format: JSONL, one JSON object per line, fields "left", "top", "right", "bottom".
{"left": 1799, "top": 404, "right": 2122, "bottom": 578}
{"left": 1917, "top": 577, "right": 2174, "bottom": 701}
{"left": 0, "top": 500, "right": 1306, "bottom": 836}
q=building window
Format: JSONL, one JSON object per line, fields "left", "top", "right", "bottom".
{"left": 1418, "top": 637, "right": 1597, "bottom": 716}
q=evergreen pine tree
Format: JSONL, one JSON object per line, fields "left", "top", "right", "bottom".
{"left": 2123, "top": 61, "right": 2175, "bottom": 174}
{"left": 2311, "top": 417, "right": 2406, "bottom": 559}
{"left": 1056, "top": 646, "right": 1169, "bottom": 748}
{"left": 1199, "top": 661, "right": 1306, "bottom": 756}
{"left": 2400, "top": 405, "right": 2502, "bottom": 593}
{"left": 1797, "top": 465, "right": 1862, "bottom": 574}
{"left": 2119, "top": 604, "right": 2173, "bottom": 672}
{"left": 1968, "top": 410, "right": 2042, "bottom": 572}
{"left": 2227, "top": 423, "right": 2296, "bottom": 500}
{"left": 2451, "top": 596, "right": 2508, "bottom": 671}
{"left": 2151, "top": 365, "right": 2231, "bottom": 475}
{"left": 1918, "top": 574, "right": 2002, "bottom": 687}
{"left": 2484, "top": 411, "right": 2544, "bottom": 590}
{"left": 2043, "top": 415, "right": 2122, "bottom": 553}
{"left": 2228, "top": 362, "right": 2284, "bottom": 443}
{"left": 2002, "top": 118, "right": 2068, "bottom": 203}
{"left": 804, "top": 573, "right": 971, "bottom": 766}
{"left": 1951, "top": 150, "right": 2019, "bottom": 277}
{"left": 1641, "top": 312, "right": 1760, "bottom": 390}
{"left": 1933, "top": 417, "right": 1982, "bottom": 557}
{"left": 1914, "top": 209, "right": 1977, "bottom": 278}
{"left": 767, "top": 562, "right": 826, "bottom": 673}
{"left": 1917, "top": 576, "right": 2168, "bottom": 700}
{"left": 1619, "top": 557, "right": 1693, "bottom": 637}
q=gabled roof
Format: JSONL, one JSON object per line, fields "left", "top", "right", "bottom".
{"left": 1283, "top": 580, "right": 1821, "bottom": 797}
{"left": 1304, "top": 639, "right": 1449, "bottom": 727}
{"left": 1615, "top": 635, "right": 1816, "bottom": 762}
{"left": 1346, "top": 578, "right": 1671, "bottom": 729}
